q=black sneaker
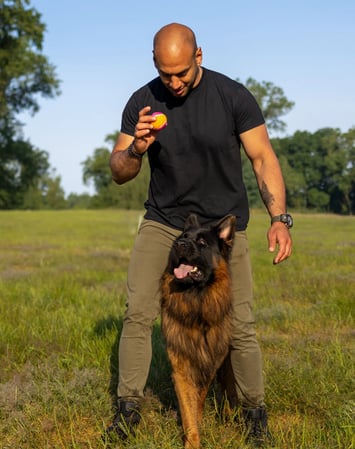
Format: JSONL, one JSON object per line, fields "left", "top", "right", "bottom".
{"left": 104, "top": 399, "right": 141, "bottom": 440}
{"left": 242, "top": 407, "right": 274, "bottom": 447}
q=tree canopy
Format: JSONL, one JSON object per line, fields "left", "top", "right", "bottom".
{"left": 275, "top": 127, "right": 355, "bottom": 214}
{"left": 0, "top": 0, "right": 60, "bottom": 123}
{"left": 0, "top": 0, "right": 62, "bottom": 209}
{"left": 241, "top": 77, "right": 295, "bottom": 133}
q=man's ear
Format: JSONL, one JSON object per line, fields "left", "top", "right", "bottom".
{"left": 195, "top": 46, "right": 203, "bottom": 66}
{"left": 153, "top": 53, "right": 158, "bottom": 69}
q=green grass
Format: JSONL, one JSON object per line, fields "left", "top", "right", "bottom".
{"left": 0, "top": 209, "right": 354, "bottom": 449}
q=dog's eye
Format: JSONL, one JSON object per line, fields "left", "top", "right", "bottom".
{"left": 197, "top": 237, "right": 207, "bottom": 246}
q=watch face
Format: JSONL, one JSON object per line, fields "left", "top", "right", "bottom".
{"left": 271, "top": 214, "right": 293, "bottom": 228}
{"left": 281, "top": 214, "right": 293, "bottom": 228}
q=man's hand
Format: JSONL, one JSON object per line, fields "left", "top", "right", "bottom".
{"left": 132, "top": 106, "right": 162, "bottom": 155}
{"left": 267, "top": 222, "right": 292, "bottom": 264}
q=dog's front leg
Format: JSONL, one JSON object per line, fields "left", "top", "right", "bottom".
{"left": 173, "top": 371, "right": 200, "bottom": 448}
{"left": 196, "top": 384, "right": 209, "bottom": 429}
{"left": 169, "top": 354, "right": 201, "bottom": 448}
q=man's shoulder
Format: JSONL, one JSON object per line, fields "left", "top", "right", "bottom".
{"left": 203, "top": 68, "right": 253, "bottom": 104}
{"left": 204, "top": 68, "right": 243, "bottom": 88}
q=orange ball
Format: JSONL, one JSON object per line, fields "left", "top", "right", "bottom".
{"left": 151, "top": 112, "right": 168, "bottom": 130}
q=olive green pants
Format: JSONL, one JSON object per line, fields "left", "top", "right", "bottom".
{"left": 117, "top": 219, "right": 264, "bottom": 407}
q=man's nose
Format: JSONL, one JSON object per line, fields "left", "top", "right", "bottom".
{"left": 169, "top": 76, "right": 180, "bottom": 89}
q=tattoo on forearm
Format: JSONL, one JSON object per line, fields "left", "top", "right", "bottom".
{"left": 261, "top": 181, "right": 275, "bottom": 208}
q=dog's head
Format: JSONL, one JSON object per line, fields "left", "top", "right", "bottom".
{"left": 167, "top": 214, "right": 236, "bottom": 286}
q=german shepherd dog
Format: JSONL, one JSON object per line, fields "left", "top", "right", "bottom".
{"left": 161, "top": 214, "right": 236, "bottom": 449}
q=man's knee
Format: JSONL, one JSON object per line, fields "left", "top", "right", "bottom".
{"left": 122, "top": 307, "right": 158, "bottom": 335}
{"left": 230, "top": 301, "right": 259, "bottom": 351}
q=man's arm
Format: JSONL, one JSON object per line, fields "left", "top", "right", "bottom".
{"left": 240, "top": 124, "right": 292, "bottom": 264}
{"left": 109, "top": 106, "right": 158, "bottom": 185}
{"left": 109, "top": 133, "right": 142, "bottom": 185}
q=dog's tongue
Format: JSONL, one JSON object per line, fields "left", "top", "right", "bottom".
{"left": 174, "top": 263, "right": 193, "bottom": 279}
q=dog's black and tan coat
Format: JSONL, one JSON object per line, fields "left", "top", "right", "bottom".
{"left": 161, "top": 214, "right": 236, "bottom": 449}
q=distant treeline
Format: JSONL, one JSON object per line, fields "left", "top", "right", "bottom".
{"left": 83, "top": 126, "right": 355, "bottom": 215}
{"left": 2, "top": 125, "right": 353, "bottom": 215}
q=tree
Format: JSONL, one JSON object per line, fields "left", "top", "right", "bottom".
{"left": 275, "top": 127, "right": 355, "bottom": 214}
{"left": 82, "top": 133, "right": 117, "bottom": 207}
{"left": 0, "top": 135, "right": 50, "bottom": 208}
{"left": 82, "top": 147, "right": 113, "bottom": 193}
{"left": 241, "top": 77, "right": 295, "bottom": 134}
{"left": 82, "top": 132, "right": 150, "bottom": 209}
{"left": 66, "top": 192, "right": 91, "bottom": 209}
{"left": 22, "top": 170, "right": 66, "bottom": 209}
{"left": 0, "top": 0, "right": 61, "bottom": 208}
{"left": 340, "top": 127, "right": 355, "bottom": 214}
{"left": 0, "top": 0, "right": 60, "bottom": 123}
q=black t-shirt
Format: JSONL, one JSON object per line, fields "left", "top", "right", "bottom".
{"left": 121, "top": 68, "right": 265, "bottom": 231}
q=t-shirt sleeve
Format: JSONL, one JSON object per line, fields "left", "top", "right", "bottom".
{"left": 233, "top": 84, "right": 265, "bottom": 135}
{"left": 120, "top": 93, "right": 140, "bottom": 136}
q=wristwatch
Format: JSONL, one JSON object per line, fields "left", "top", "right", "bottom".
{"left": 127, "top": 142, "right": 144, "bottom": 159}
{"left": 271, "top": 213, "right": 293, "bottom": 229}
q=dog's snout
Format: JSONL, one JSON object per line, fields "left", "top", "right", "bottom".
{"left": 177, "top": 240, "right": 188, "bottom": 248}
{"left": 175, "top": 239, "right": 193, "bottom": 256}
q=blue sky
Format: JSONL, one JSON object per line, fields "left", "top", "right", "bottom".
{"left": 19, "top": 0, "right": 355, "bottom": 195}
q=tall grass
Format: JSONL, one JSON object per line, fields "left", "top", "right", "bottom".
{"left": 0, "top": 209, "right": 353, "bottom": 449}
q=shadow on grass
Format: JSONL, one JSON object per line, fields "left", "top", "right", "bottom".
{"left": 93, "top": 315, "right": 175, "bottom": 413}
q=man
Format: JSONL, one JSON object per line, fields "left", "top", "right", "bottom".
{"left": 106, "top": 23, "right": 292, "bottom": 447}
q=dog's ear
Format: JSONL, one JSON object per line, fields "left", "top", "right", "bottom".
{"left": 216, "top": 215, "right": 236, "bottom": 247}
{"left": 184, "top": 214, "right": 200, "bottom": 231}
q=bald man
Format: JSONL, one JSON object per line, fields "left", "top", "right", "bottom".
{"left": 106, "top": 23, "right": 292, "bottom": 447}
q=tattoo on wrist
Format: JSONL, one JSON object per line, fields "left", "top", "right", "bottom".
{"left": 127, "top": 143, "right": 144, "bottom": 160}
{"left": 261, "top": 181, "right": 275, "bottom": 207}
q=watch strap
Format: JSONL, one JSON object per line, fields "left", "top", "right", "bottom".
{"left": 127, "top": 143, "right": 144, "bottom": 159}
{"left": 271, "top": 214, "right": 293, "bottom": 228}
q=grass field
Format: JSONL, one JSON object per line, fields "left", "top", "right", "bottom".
{"left": 0, "top": 209, "right": 354, "bottom": 449}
